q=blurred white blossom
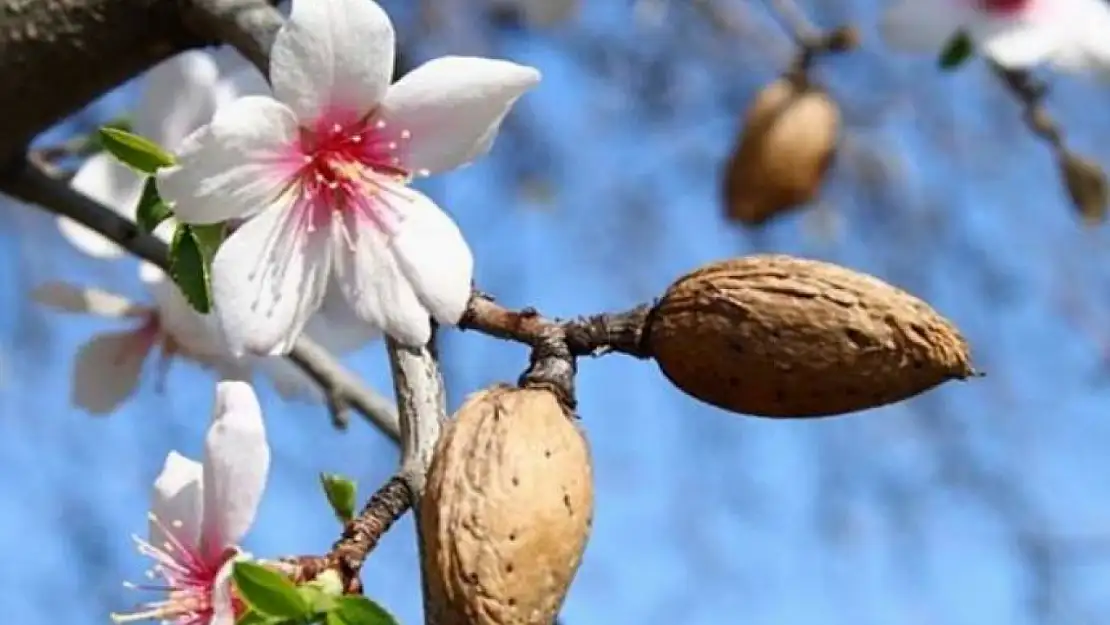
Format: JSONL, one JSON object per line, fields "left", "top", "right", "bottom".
{"left": 881, "top": 0, "right": 1110, "bottom": 74}
{"left": 31, "top": 267, "right": 312, "bottom": 414}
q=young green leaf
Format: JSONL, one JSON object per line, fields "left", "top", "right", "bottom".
{"left": 135, "top": 177, "right": 173, "bottom": 234}
{"left": 190, "top": 222, "right": 227, "bottom": 262}
{"left": 297, "top": 584, "right": 337, "bottom": 615}
{"left": 319, "top": 473, "right": 358, "bottom": 524}
{"left": 236, "top": 608, "right": 286, "bottom": 625}
{"left": 97, "top": 127, "right": 176, "bottom": 174}
{"left": 169, "top": 224, "right": 212, "bottom": 314}
{"left": 938, "top": 31, "right": 974, "bottom": 70}
{"left": 232, "top": 561, "right": 312, "bottom": 620}
{"left": 331, "top": 596, "right": 398, "bottom": 625}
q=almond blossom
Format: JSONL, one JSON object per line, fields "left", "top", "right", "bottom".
{"left": 881, "top": 0, "right": 1110, "bottom": 73}
{"left": 61, "top": 49, "right": 267, "bottom": 258}
{"left": 112, "top": 380, "right": 270, "bottom": 625}
{"left": 156, "top": 0, "right": 542, "bottom": 356}
{"left": 31, "top": 266, "right": 312, "bottom": 415}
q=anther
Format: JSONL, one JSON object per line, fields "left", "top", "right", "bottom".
{"left": 376, "top": 120, "right": 386, "bottom": 129}
{"left": 400, "top": 129, "right": 412, "bottom": 140}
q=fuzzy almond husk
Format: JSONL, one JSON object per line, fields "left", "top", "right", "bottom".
{"left": 646, "top": 255, "right": 975, "bottom": 418}
{"left": 722, "top": 77, "right": 840, "bottom": 227}
{"left": 421, "top": 385, "right": 594, "bottom": 625}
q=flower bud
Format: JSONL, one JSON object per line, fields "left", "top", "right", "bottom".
{"left": 722, "top": 77, "right": 839, "bottom": 227}
{"left": 421, "top": 385, "right": 593, "bottom": 625}
{"left": 645, "top": 255, "right": 975, "bottom": 418}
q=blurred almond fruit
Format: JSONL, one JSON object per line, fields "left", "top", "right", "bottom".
{"left": 722, "top": 77, "right": 839, "bottom": 226}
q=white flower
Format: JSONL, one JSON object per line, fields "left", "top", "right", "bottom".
{"left": 31, "top": 266, "right": 319, "bottom": 414}
{"left": 61, "top": 49, "right": 267, "bottom": 257}
{"left": 881, "top": 0, "right": 1110, "bottom": 73}
{"left": 112, "top": 380, "right": 270, "bottom": 625}
{"left": 156, "top": 0, "right": 541, "bottom": 356}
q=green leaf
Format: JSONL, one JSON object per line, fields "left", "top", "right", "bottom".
{"left": 190, "top": 222, "right": 227, "bottom": 261}
{"left": 236, "top": 608, "right": 285, "bottom": 625}
{"left": 938, "top": 31, "right": 974, "bottom": 70}
{"left": 297, "top": 584, "right": 336, "bottom": 615}
{"left": 319, "top": 473, "right": 358, "bottom": 524}
{"left": 97, "top": 127, "right": 175, "bottom": 173}
{"left": 135, "top": 177, "right": 172, "bottom": 234}
{"left": 169, "top": 224, "right": 212, "bottom": 314}
{"left": 232, "top": 562, "right": 312, "bottom": 620}
{"left": 330, "top": 596, "right": 398, "bottom": 625}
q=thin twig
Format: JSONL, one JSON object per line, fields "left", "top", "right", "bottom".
{"left": 459, "top": 291, "right": 654, "bottom": 359}
{"left": 289, "top": 475, "right": 413, "bottom": 593}
{"left": 0, "top": 157, "right": 401, "bottom": 437}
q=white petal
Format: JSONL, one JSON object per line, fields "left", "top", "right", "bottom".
{"left": 209, "top": 552, "right": 248, "bottom": 625}
{"left": 270, "top": 0, "right": 395, "bottom": 121}
{"left": 135, "top": 51, "right": 224, "bottom": 149}
{"left": 972, "top": 14, "right": 1060, "bottom": 68}
{"left": 880, "top": 0, "right": 968, "bottom": 54}
{"left": 333, "top": 209, "right": 431, "bottom": 347}
{"left": 155, "top": 96, "right": 300, "bottom": 225}
{"left": 1045, "top": 0, "right": 1110, "bottom": 75}
{"left": 390, "top": 192, "right": 473, "bottom": 326}
{"left": 146, "top": 275, "right": 230, "bottom": 361}
{"left": 63, "top": 153, "right": 143, "bottom": 259}
{"left": 31, "top": 282, "right": 146, "bottom": 318}
{"left": 138, "top": 261, "right": 166, "bottom": 286}
{"left": 302, "top": 279, "right": 381, "bottom": 354}
{"left": 149, "top": 451, "right": 204, "bottom": 553}
{"left": 199, "top": 381, "right": 270, "bottom": 554}
{"left": 71, "top": 330, "right": 148, "bottom": 415}
{"left": 210, "top": 204, "right": 333, "bottom": 356}
{"left": 379, "top": 57, "right": 541, "bottom": 173}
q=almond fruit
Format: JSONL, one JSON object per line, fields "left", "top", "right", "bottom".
{"left": 646, "top": 255, "right": 975, "bottom": 417}
{"left": 421, "top": 385, "right": 593, "bottom": 624}
{"left": 722, "top": 77, "right": 839, "bottom": 226}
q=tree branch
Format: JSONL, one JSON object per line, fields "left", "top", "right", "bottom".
{"left": 181, "top": 0, "right": 283, "bottom": 75}
{"left": 0, "top": 156, "right": 401, "bottom": 437}
{"left": 0, "top": 0, "right": 284, "bottom": 167}
{"left": 288, "top": 474, "right": 413, "bottom": 593}
{"left": 459, "top": 291, "right": 654, "bottom": 358}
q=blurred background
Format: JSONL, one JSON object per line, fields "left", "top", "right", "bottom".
{"left": 4, "top": 1, "right": 1110, "bottom": 624}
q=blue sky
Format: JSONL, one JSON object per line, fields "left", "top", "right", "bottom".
{"left": 4, "top": 1, "right": 1110, "bottom": 624}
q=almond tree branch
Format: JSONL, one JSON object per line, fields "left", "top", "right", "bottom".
{"left": 288, "top": 474, "right": 413, "bottom": 593}
{"left": 0, "top": 157, "right": 401, "bottom": 438}
{"left": 460, "top": 291, "right": 654, "bottom": 358}
{"left": 385, "top": 334, "right": 448, "bottom": 624}
{"left": 0, "top": 0, "right": 285, "bottom": 169}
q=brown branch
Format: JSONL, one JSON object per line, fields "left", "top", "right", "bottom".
{"left": 0, "top": 157, "right": 401, "bottom": 437}
{"left": 459, "top": 291, "right": 654, "bottom": 359}
{"left": 289, "top": 475, "right": 414, "bottom": 593}
{"left": 0, "top": 0, "right": 284, "bottom": 168}
{"left": 989, "top": 63, "right": 1108, "bottom": 224}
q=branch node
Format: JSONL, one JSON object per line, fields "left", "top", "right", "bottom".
{"left": 518, "top": 326, "right": 578, "bottom": 412}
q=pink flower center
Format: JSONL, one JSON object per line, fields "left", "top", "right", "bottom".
{"left": 976, "top": 0, "right": 1030, "bottom": 15}
{"left": 284, "top": 107, "right": 419, "bottom": 238}
{"left": 112, "top": 514, "right": 240, "bottom": 625}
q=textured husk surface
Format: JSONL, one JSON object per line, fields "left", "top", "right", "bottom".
{"left": 647, "top": 255, "right": 975, "bottom": 417}
{"left": 421, "top": 385, "right": 594, "bottom": 624}
{"left": 723, "top": 78, "right": 840, "bottom": 226}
